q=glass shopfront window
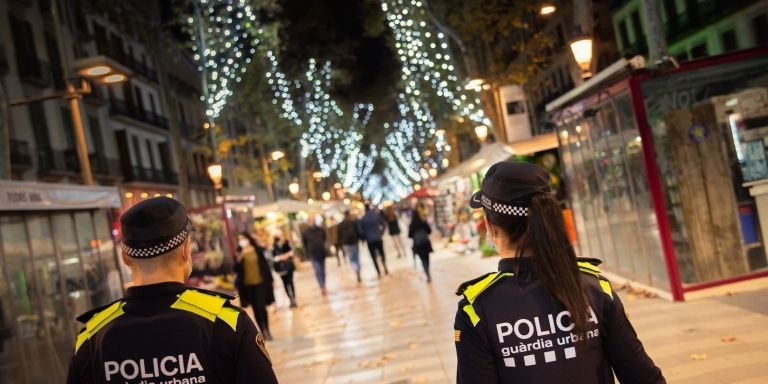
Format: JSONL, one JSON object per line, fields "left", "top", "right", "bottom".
{"left": 0, "top": 209, "right": 123, "bottom": 384}
{"left": 642, "top": 55, "right": 768, "bottom": 285}
{"left": 559, "top": 91, "right": 667, "bottom": 289}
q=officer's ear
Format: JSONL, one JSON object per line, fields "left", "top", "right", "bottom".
{"left": 121, "top": 251, "right": 134, "bottom": 268}
{"left": 180, "top": 239, "right": 191, "bottom": 263}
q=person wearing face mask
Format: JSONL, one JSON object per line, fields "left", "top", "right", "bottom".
{"left": 67, "top": 197, "right": 278, "bottom": 384}
{"left": 235, "top": 231, "right": 275, "bottom": 340}
{"left": 301, "top": 213, "right": 330, "bottom": 295}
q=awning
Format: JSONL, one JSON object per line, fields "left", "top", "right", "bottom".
{"left": 251, "top": 199, "right": 317, "bottom": 217}
{"left": 0, "top": 180, "right": 121, "bottom": 211}
{"left": 434, "top": 134, "right": 559, "bottom": 188}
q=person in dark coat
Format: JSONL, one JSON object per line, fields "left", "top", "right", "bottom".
{"left": 235, "top": 231, "right": 274, "bottom": 340}
{"left": 408, "top": 205, "right": 434, "bottom": 282}
{"left": 338, "top": 210, "right": 363, "bottom": 282}
{"left": 301, "top": 213, "right": 329, "bottom": 295}
{"left": 272, "top": 232, "right": 297, "bottom": 308}
{"left": 358, "top": 204, "right": 389, "bottom": 277}
{"left": 385, "top": 206, "right": 407, "bottom": 258}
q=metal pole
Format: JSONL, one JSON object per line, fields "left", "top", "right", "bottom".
{"left": 52, "top": 0, "right": 94, "bottom": 185}
{"left": 641, "top": 0, "right": 668, "bottom": 66}
{"left": 67, "top": 85, "right": 94, "bottom": 185}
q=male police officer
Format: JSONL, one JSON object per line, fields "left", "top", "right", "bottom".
{"left": 67, "top": 197, "right": 278, "bottom": 384}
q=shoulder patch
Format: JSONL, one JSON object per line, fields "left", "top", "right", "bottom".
{"left": 576, "top": 259, "right": 613, "bottom": 299}
{"left": 455, "top": 272, "right": 494, "bottom": 296}
{"left": 187, "top": 286, "right": 237, "bottom": 300}
{"left": 76, "top": 298, "right": 123, "bottom": 323}
{"left": 171, "top": 289, "right": 240, "bottom": 331}
{"left": 75, "top": 300, "right": 125, "bottom": 352}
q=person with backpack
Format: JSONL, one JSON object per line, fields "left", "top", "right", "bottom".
{"left": 409, "top": 205, "right": 434, "bottom": 283}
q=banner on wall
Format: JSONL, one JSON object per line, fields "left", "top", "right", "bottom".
{"left": 0, "top": 181, "right": 121, "bottom": 211}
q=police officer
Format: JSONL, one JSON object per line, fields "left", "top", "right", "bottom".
{"left": 67, "top": 197, "right": 279, "bottom": 384}
{"left": 454, "top": 162, "right": 665, "bottom": 384}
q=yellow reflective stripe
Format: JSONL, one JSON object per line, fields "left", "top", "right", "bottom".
{"left": 462, "top": 304, "right": 480, "bottom": 326}
{"left": 463, "top": 273, "right": 500, "bottom": 303}
{"left": 74, "top": 301, "right": 124, "bottom": 353}
{"left": 218, "top": 307, "right": 240, "bottom": 331}
{"left": 463, "top": 272, "right": 513, "bottom": 304}
{"left": 599, "top": 279, "right": 613, "bottom": 299}
{"left": 577, "top": 261, "right": 600, "bottom": 273}
{"left": 171, "top": 290, "right": 239, "bottom": 331}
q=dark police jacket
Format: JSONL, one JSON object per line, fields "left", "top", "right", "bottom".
{"left": 454, "top": 257, "right": 665, "bottom": 384}
{"left": 67, "top": 282, "right": 278, "bottom": 384}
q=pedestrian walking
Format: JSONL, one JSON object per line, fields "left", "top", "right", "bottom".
{"left": 408, "top": 205, "right": 433, "bottom": 282}
{"left": 338, "top": 210, "right": 363, "bottom": 282}
{"left": 385, "top": 206, "right": 407, "bottom": 258}
{"left": 454, "top": 162, "right": 665, "bottom": 384}
{"left": 272, "top": 232, "right": 297, "bottom": 308}
{"left": 235, "top": 231, "right": 275, "bottom": 341}
{"left": 302, "top": 213, "right": 329, "bottom": 295}
{"left": 67, "top": 197, "right": 277, "bottom": 384}
{"left": 359, "top": 204, "right": 389, "bottom": 277}
{"left": 327, "top": 219, "right": 343, "bottom": 266}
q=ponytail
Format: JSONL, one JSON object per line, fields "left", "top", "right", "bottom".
{"left": 521, "top": 194, "right": 590, "bottom": 332}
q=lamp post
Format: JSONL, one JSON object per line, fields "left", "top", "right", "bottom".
{"left": 570, "top": 36, "right": 594, "bottom": 79}
{"left": 540, "top": 4, "right": 557, "bottom": 15}
{"left": 288, "top": 180, "right": 300, "bottom": 196}
{"left": 207, "top": 163, "right": 223, "bottom": 189}
{"left": 474, "top": 124, "right": 489, "bottom": 143}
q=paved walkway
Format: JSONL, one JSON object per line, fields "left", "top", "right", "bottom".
{"left": 260, "top": 239, "right": 768, "bottom": 383}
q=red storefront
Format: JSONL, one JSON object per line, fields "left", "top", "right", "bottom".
{"left": 547, "top": 48, "right": 768, "bottom": 300}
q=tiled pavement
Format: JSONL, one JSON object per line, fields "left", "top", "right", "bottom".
{"left": 257, "top": 239, "right": 768, "bottom": 383}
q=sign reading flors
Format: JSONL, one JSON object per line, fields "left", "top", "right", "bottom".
{"left": 0, "top": 180, "right": 120, "bottom": 211}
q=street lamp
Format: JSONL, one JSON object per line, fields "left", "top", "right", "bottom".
{"left": 464, "top": 78, "right": 485, "bottom": 91}
{"left": 312, "top": 171, "right": 324, "bottom": 181}
{"left": 475, "top": 125, "right": 489, "bottom": 143}
{"left": 540, "top": 4, "right": 556, "bottom": 15}
{"left": 207, "top": 163, "right": 223, "bottom": 189}
{"left": 570, "top": 37, "right": 594, "bottom": 79}
{"left": 288, "top": 181, "right": 300, "bottom": 195}
{"left": 322, "top": 191, "right": 331, "bottom": 201}
{"left": 270, "top": 150, "right": 285, "bottom": 161}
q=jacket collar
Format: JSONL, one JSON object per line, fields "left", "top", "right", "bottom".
{"left": 125, "top": 281, "right": 187, "bottom": 300}
{"left": 498, "top": 257, "right": 534, "bottom": 274}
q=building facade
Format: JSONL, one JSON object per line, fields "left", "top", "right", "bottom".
{"left": 612, "top": 0, "right": 768, "bottom": 61}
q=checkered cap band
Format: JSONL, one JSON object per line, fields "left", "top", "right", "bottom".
{"left": 480, "top": 194, "right": 528, "bottom": 217}
{"left": 122, "top": 220, "right": 193, "bottom": 258}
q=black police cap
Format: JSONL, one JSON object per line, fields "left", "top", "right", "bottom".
{"left": 120, "top": 197, "right": 194, "bottom": 258}
{"left": 469, "top": 161, "right": 550, "bottom": 217}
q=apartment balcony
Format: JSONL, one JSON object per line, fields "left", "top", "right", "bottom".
{"left": 18, "top": 56, "right": 53, "bottom": 87}
{"left": 110, "top": 99, "right": 168, "bottom": 129}
{"left": 123, "top": 165, "right": 178, "bottom": 185}
{"left": 89, "top": 154, "right": 123, "bottom": 178}
{"left": 188, "top": 172, "right": 214, "bottom": 187}
{"left": 125, "top": 56, "right": 158, "bottom": 82}
{"left": 37, "top": 148, "right": 78, "bottom": 175}
{"left": 9, "top": 139, "right": 33, "bottom": 171}
{"left": 665, "top": 0, "right": 753, "bottom": 42}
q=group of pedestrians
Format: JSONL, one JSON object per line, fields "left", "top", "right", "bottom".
{"left": 300, "top": 203, "right": 435, "bottom": 292}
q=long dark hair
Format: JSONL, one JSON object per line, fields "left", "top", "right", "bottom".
{"left": 485, "top": 194, "right": 589, "bottom": 331}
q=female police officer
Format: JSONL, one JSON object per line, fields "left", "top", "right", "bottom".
{"left": 454, "top": 161, "right": 665, "bottom": 384}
